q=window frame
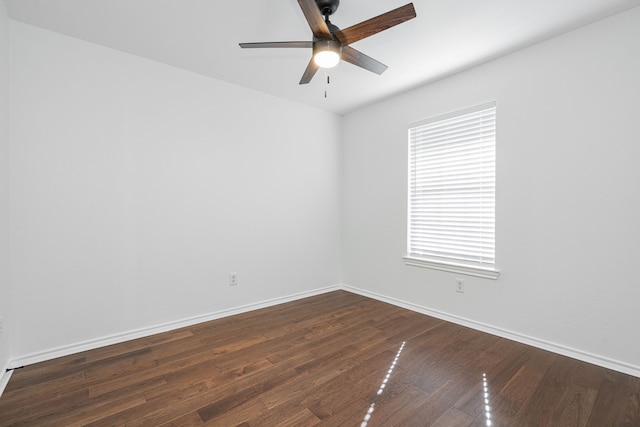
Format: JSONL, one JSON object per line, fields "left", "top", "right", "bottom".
{"left": 404, "top": 102, "right": 500, "bottom": 280}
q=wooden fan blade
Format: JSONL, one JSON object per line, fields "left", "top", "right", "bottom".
{"left": 341, "top": 46, "right": 388, "bottom": 75}
{"left": 297, "top": 0, "right": 332, "bottom": 39}
{"left": 239, "top": 41, "right": 313, "bottom": 49}
{"left": 299, "top": 57, "right": 320, "bottom": 84}
{"left": 334, "top": 3, "right": 416, "bottom": 46}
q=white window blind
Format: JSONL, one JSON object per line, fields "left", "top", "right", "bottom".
{"left": 406, "top": 102, "right": 498, "bottom": 278}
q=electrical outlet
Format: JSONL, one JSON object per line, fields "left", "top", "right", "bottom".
{"left": 229, "top": 273, "right": 238, "bottom": 286}
{"left": 455, "top": 278, "right": 465, "bottom": 293}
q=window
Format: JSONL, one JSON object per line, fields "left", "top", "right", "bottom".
{"left": 404, "top": 102, "right": 499, "bottom": 279}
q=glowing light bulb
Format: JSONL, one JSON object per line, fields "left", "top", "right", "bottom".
{"left": 314, "top": 50, "right": 340, "bottom": 68}
{"left": 313, "top": 40, "right": 341, "bottom": 68}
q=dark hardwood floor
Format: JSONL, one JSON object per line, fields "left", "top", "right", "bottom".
{"left": 1, "top": 290, "right": 638, "bottom": 426}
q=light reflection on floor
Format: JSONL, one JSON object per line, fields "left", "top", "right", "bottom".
{"left": 483, "top": 373, "right": 493, "bottom": 426}
{"left": 359, "top": 345, "right": 493, "bottom": 426}
{"left": 360, "top": 341, "right": 406, "bottom": 427}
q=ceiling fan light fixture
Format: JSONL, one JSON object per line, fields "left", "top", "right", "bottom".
{"left": 313, "top": 39, "right": 341, "bottom": 68}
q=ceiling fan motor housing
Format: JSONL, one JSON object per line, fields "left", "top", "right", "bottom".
{"left": 315, "top": 0, "right": 339, "bottom": 16}
{"left": 313, "top": 39, "right": 342, "bottom": 56}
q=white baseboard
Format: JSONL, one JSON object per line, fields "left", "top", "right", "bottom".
{"left": 8, "top": 285, "right": 341, "bottom": 370}
{"left": 341, "top": 284, "right": 640, "bottom": 379}
{"left": 7, "top": 283, "right": 638, "bottom": 382}
{"left": 0, "top": 369, "right": 12, "bottom": 397}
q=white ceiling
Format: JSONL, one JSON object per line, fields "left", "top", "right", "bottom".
{"left": 4, "top": 0, "right": 640, "bottom": 115}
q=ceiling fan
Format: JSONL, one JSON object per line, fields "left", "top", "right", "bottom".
{"left": 239, "top": 0, "right": 416, "bottom": 84}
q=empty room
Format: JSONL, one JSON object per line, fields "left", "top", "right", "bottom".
{"left": 0, "top": 0, "right": 639, "bottom": 425}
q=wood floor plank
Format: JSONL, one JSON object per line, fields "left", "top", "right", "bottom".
{"left": 48, "top": 394, "right": 148, "bottom": 427}
{"left": 513, "top": 355, "right": 593, "bottom": 426}
{"left": 156, "top": 411, "right": 205, "bottom": 427}
{"left": 4, "top": 355, "right": 87, "bottom": 390}
{"left": 430, "top": 407, "right": 475, "bottom": 427}
{"left": 1, "top": 290, "right": 639, "bottom": 426}
{"left": 0, "top": 370, "right": 87, "bottom": 407}
{"left": 201, "top": 397, "right": 268, "bottom": 426}
{"left": 587, "top": 370, "right": 640, "bottom": 426}
{"left": 551, "top": 383, "right": 599, "bottom": 427}
{"left": 388, "top": 372, "right": 479, "bottom": 426}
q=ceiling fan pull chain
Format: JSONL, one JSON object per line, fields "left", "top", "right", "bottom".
{"left": 324, "top": 71, "right": 330, "bottom": 98}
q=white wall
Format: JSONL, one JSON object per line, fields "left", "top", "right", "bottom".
{"left": 0, "top": 0, "right": 10, "bottom": 375}
{"left": 342, "top": 7, "right": 640, "bottom": 375}
{"left": 9, "top": 21, "right": 341, "bottom": 360}
{"left": 6, "top": 5, "right": 640, "bottom": 378}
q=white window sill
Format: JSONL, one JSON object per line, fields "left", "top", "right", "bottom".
{"left": 403, "top": 256, "right": 500, "bottom": 280}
